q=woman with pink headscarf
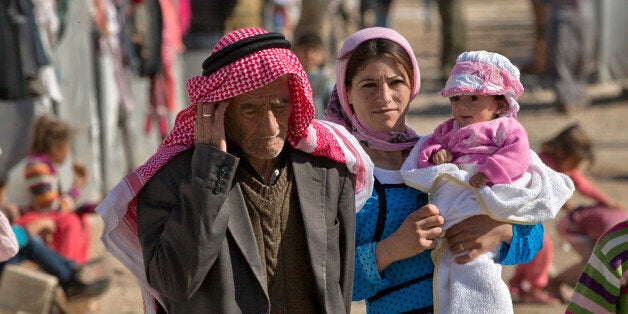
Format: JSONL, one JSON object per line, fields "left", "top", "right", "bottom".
{"left": 325, "top": 28, "right": 556, "bottom": 313}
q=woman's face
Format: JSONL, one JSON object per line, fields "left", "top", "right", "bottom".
{"left": 346, "top": 56, "right": 412, "bottom": 133}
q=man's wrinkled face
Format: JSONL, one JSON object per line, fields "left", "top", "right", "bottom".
{"left": 225, "top": 75, "right": 292, "bottom": 162}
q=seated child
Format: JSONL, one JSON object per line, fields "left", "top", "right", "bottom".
{"left": 6, "top": 115, "right": 92, "bottom": 264}
{"left": 541, "top": 123, "right": 628, "bottom": 302}
{"left": 401, "top": 51, "right": 575, "bottom": 313}
{"left": 0, "top": 176, "right": 110, "bottom": 300}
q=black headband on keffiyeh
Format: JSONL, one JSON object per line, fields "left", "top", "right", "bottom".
{"left": 202, "top": 32, "right": 291, "bottom": 76}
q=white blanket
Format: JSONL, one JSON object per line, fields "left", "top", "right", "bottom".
{"left": 400, "top": 136, "right": 575, "bottom": 313}
{"left": 401, "top": 137, "right": 574, "bottom": 228}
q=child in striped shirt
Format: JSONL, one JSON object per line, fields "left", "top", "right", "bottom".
{"left": 567, "top": 219, "right": 628, "bottom": 313}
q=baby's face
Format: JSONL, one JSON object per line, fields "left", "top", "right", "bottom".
{"left": 450, "top": 94, "right": 501, "bottom": 127}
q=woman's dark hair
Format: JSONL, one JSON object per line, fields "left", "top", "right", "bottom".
{"left": 340, "top": 38, "right": 414, "bottom": 90}
{"left": 30, "top": 115, "right": 73, "bottom": 155}
{"left": 541, "top": 123, "right": 594, "bottom": 167}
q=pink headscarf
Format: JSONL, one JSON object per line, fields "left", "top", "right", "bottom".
{"left": 441, "top": 51, "right": 524, "bottom": 117}
{"left": 97, "top": 28, "right": 373, "bottom": 313}
{"left": 324, "top": 27, "right": 421, "bottom": 151}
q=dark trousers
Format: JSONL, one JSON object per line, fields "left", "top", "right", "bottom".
{"left": 0, "top": 236, "right": 76, "bottom": 289}
{"left": 438, "top": 0, "right": 466, "bottom": 81}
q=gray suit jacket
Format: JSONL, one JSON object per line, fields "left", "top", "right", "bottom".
{"left": 137, "top": 144, "right": 356, "bottom": 313}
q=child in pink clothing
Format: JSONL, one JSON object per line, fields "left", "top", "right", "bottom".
{"left": 417, "top": 51, "right": 529, "bottom": 188}
{"left": 401, "top": 51, "right": 573, "bottom": 313}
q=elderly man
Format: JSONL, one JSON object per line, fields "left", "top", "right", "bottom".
{"left": 97, "top": 28, "right": 373, "bottom": 314}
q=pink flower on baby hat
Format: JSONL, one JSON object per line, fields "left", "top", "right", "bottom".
{"left": 489, "top": 68, "right": 503, "bottom": 86}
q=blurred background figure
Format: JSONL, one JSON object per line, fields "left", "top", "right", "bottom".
{"left": 520, "top": 0, "right": 549, "bottom": 75}
{"left": 0, "top": 176, "right": 111, "bottom": 300}
{"left": 225, "top": 0, "right": 265, "bottom": 34}
{"left": 0, "top": 166, "right": 18, "bottom": 262}
{"left": 595, "top": 0, "right": 628, "bottom": 88}
{"left": 359, "top": 0, "right": 394, "bottom": 28}
{"left": 437, "top": 0, "right": 466, "bottom": 84}
{"left": 546, "top": 0, "right": 597, "bottom": 114}
{"left": 5, "top": 115, "right": 92, "bottom": 265}
{"left": 180, "top": 0, "right": 238, "bottom": 92}
{"left": 422, "top": 0, "right": 434, "bottom": 30}
{"left": 293, "top": 32, "right": 335, "bottom": 118}
{"left": 509, "top": 124, "right": 628, "bottom": 304}
{"left": 182, "top": 1, "right": 237, "bottom": 50}
{"left": 265, "top": 0, "right": 300, "bottom": 40}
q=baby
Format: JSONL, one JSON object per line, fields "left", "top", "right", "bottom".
{"left": 401, "top": 51, "right": 574, "bottom": 313}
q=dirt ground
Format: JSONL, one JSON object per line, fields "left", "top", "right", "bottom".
{"left": 83, "top": 0, "right": 628, "bottom": 313}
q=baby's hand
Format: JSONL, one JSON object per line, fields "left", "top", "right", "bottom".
{"left": 469, "top": 172, "right": 490, "bottom": 188}
{"left": 430, "top": 149, "right": 452, "bottom": 165}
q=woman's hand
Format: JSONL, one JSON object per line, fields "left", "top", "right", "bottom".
{"left": 195, "top": 101, "right": 230, "bottom": 151}
{"left": 375, "top": 204, "right": 444, "bottom": 271}
{"left": 446, "top": 215, "right": 512, "bottom": 264}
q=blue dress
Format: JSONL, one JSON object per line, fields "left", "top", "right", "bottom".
{"left": 352, "top": 169, "right": 544, "bottom": 313}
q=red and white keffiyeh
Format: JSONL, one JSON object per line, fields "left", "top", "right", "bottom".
{"left": 96, "top": 28, "right": 373, "bottom": 313}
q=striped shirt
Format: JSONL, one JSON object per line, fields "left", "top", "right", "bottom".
{"left": 24, "top": 154, "right": 78, "bottom": 213}
{"left": 567, "top": 220, "right": 628, "bottom": 313}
